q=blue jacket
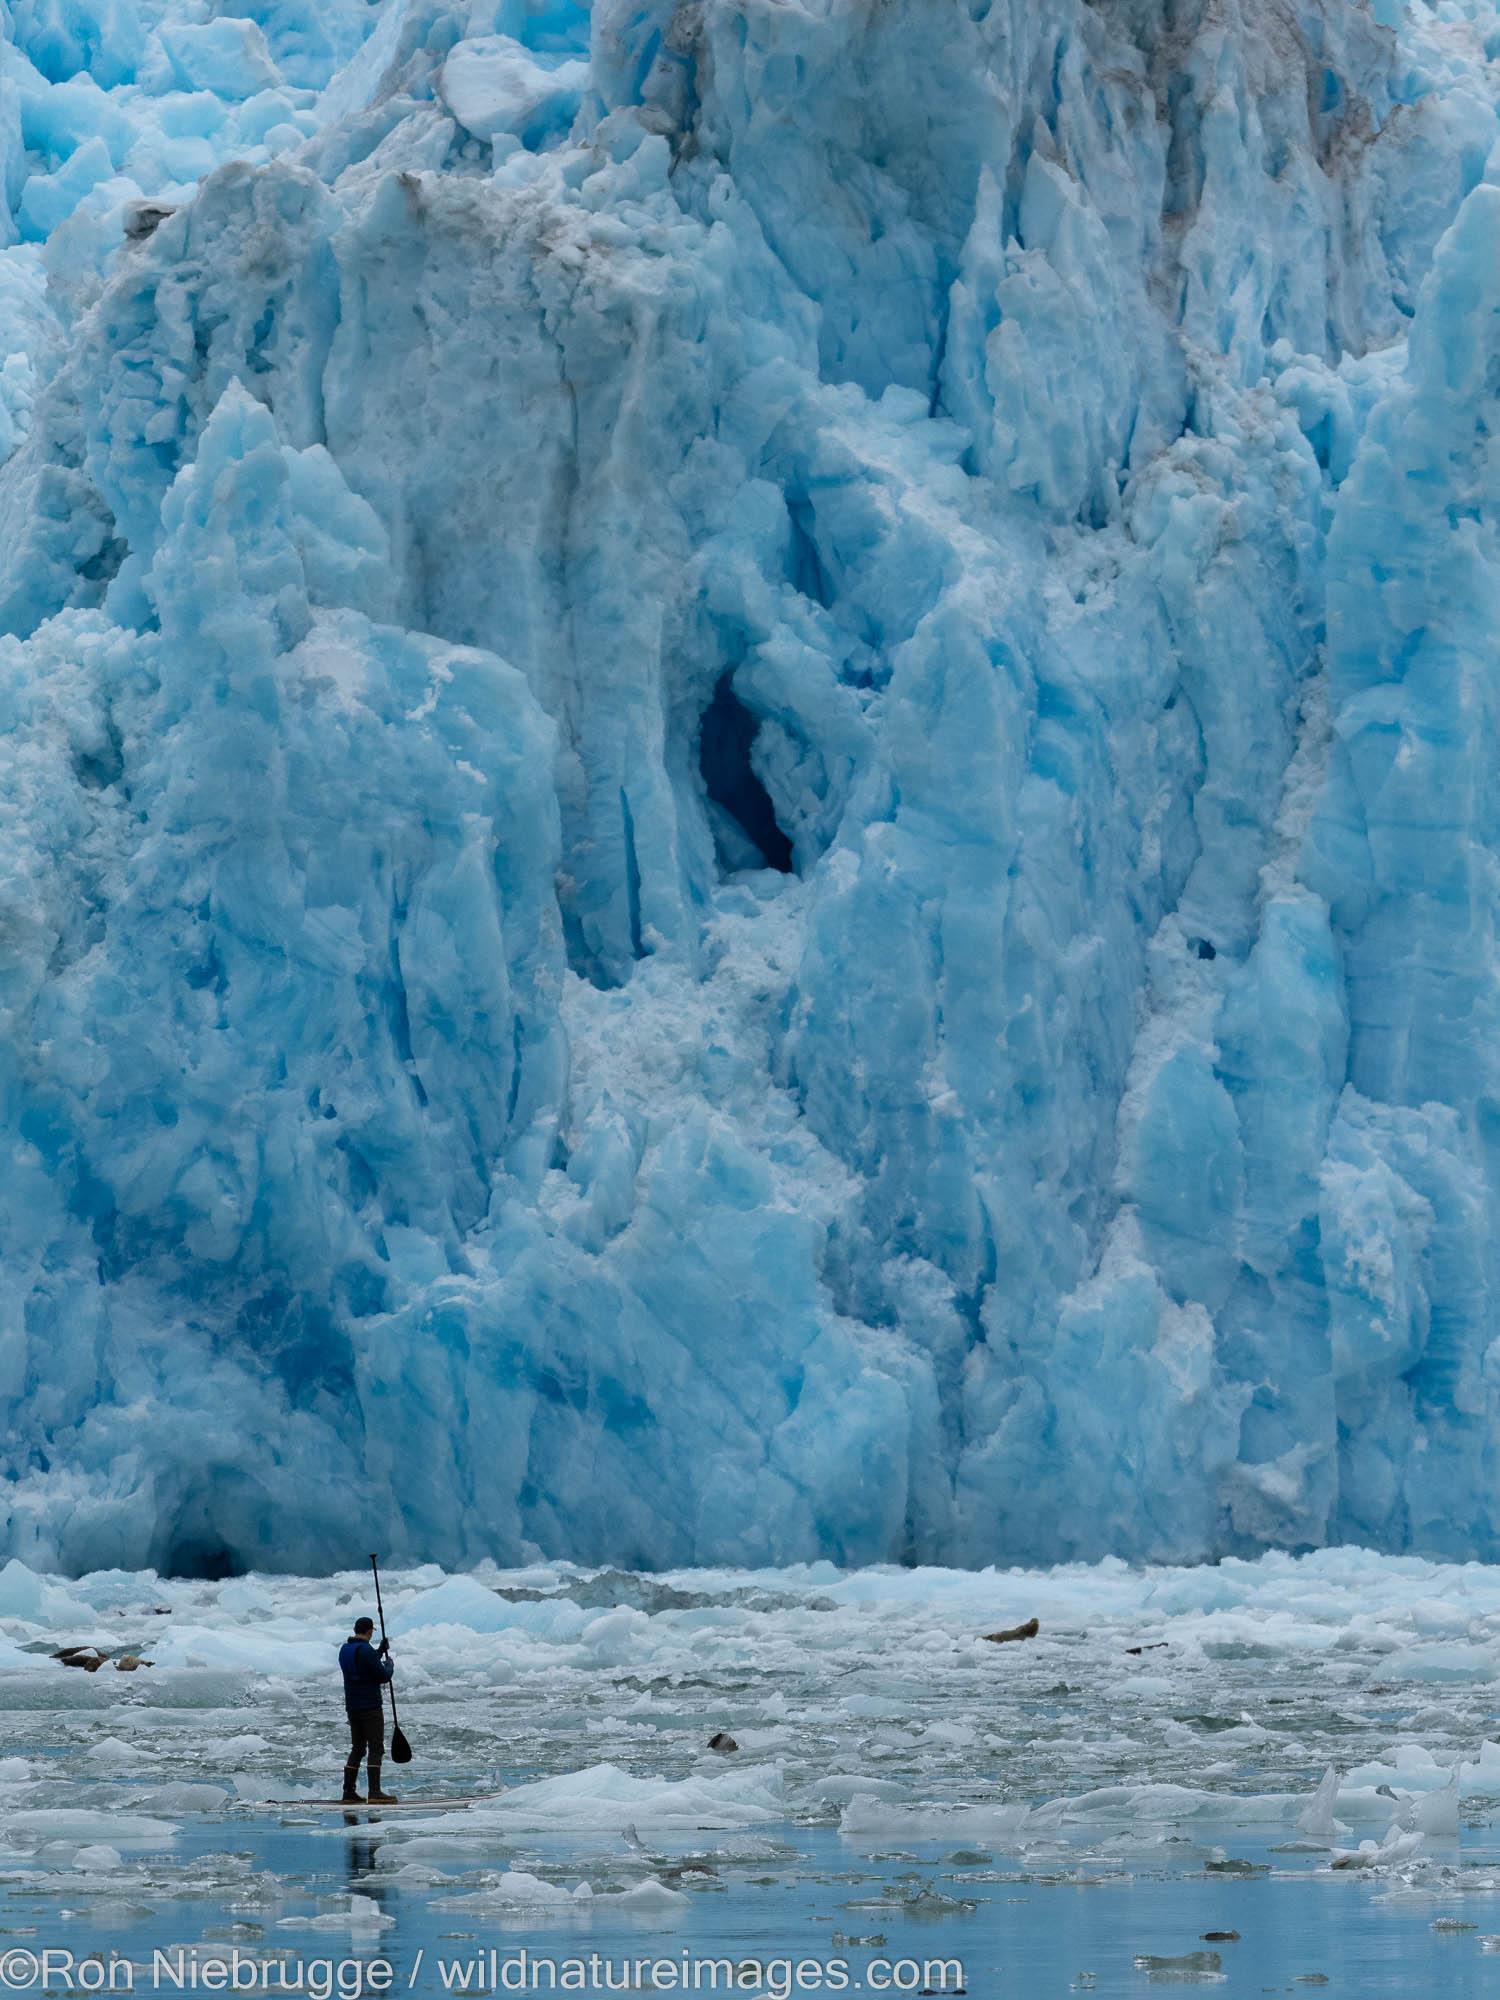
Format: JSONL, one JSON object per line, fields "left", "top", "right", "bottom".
{"left": 339, "top": 1636, "right": 394, "bottom": 1713}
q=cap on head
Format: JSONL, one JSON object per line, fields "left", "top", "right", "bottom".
{"left": 354, "top": 1617, "right": 375, "bottom": 1635}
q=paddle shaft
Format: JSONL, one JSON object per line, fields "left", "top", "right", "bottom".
{"left": 368, "top": 1554, "right": 404, "bottom": 1734}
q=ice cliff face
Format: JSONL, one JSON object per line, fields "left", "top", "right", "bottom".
{"left": 2, "top": 0, "right": 1500, "bottom": 1576}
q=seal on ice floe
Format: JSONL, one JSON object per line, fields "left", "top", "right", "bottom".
{"left": 981, "top": 1617, "right": 1039, "bottom": 1643}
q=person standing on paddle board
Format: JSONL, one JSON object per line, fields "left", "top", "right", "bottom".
{"left": 339, "top": 1616, "right": 397, "bottom": 1803}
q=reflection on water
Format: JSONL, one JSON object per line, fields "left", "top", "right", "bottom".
{"left": 0, "top": 1813, "right": 1497, "bottom": 1998}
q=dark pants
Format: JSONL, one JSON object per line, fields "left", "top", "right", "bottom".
{"left": 345, "top": 1709, "right": 384, "bottom": 1788}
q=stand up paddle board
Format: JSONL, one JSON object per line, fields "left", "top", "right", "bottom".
{"left": 266, "top": 1798, "right": 487, "bottom": 1813}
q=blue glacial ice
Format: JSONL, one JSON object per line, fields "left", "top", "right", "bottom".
{"left": 3, "top": 0, "right": 1500, "bottom": 1575}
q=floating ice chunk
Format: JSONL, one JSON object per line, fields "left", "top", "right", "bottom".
{"left": 1397, "top": 1768, "right": 1460, "bottom": 1837}
{"left": 230, "top": 1777, "right": 323, "bottom": 1803}
{"left": 797, "top": 1776, "right": 911, "bottom": 1807}
{"left": 85, "top": 1737, "right": 159, "bottom": 1768}
{"left": 431, "top": 1872, "right": 594, "bottom": 1914}
{"left": 612, "top": 1879, "right": 689, "bottom": 1913}
{"left": 578, "top": 1608, "right": 652, "bottom": 1661}
{"left": 1384, "top": 1645, "right": 1497, "bottom": 1683}
{"left": 148, "top": 1627, "right": 331, "bottom": 1674}
{"left": 135, "top": 1783, "right": 231, "bottom": 1812}
{"left": 1132, "top": 1952, "right": 1222, "bottom": 1978}
{"left": 135, "top": 1670, "right": 263, "bottom": 1706}
{"left": 390, "top": 1578, "right": 530, "bottom": 1636}
{"left": 0, "top": 1560, "right": 42, "bottom": 1619}
{"left": 1116, "top": 1675, "right": 1176, "bottom": 1699}
{"left": 0, "top": 1637, "right": 45, "bottom": 1671}
{"left": 66, "top": 1570, "right": 169, "bottom": 1613}
{"left": 1296, "top": 1767, "right": 1339, "bottom": 1844}
{"left": 1, "top": 1811, "right": 176, "bottom": 1847}
{"left": 1330, "top": 1826, "right": 1425, "bottom": 1871}
{"left": 379, "top": 1861, "right": 456, "bottom": 1886}
{"left": 278, "top": 1894, "right": 395, "bottom": 1933}
{"left": 1405, "top": 1598, "right": 1472, "bottom": 1640}
{"left": 839, "top": 1797, "right": 1061, "bottom": 1841}
{"left": 1061, "top": 1785, "right": 1296, "bottom": 1826}
{"left": 1342, "top": 1746, "right": 1461, "bottom": 1798}
{"left": 1460, "top": 1741, "right": 1500, "bottom": 1790}
{"left": 72, "top": 1844, "right": 121, "bottom": 1870}
{"left": 450, "top": 1762, "right": 785, "bottom": 1832}
{"left": 0, "top": 1673, "right": 112, "bottom": 1711}
{"left": 914, "top": 1720, "right": 979, "bottom": 1747}
{"left": 212, "top": 1579, "right": 277, "bottom": 1618}
{"left": 376, "top": 1836, "right": 501, "bottom": 1864}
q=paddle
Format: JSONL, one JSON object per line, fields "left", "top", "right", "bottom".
{"left": 369, "top": 1554, "right": 412, "bottom": 1764}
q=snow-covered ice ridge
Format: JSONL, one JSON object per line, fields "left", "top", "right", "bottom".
{"left": 3, "top": 0, "right": 1500, "bottom": 1575}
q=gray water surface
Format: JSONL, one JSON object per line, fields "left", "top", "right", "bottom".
{"left": 2, "top": 1808, "right": 1497, "bottom": 1999}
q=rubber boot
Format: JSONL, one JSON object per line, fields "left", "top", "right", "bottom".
{"left": 341, "top": 1767, "right": 363, "bottom": 1804}
{"left": 366, "top": 1767, "right": 398, "bottom": 1804}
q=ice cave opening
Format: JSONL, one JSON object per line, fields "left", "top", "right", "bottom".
{"left": 697, "top": 672, "right": 794, "bottom": 875}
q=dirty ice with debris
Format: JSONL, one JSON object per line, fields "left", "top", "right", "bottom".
{"left": 2, "top": 0, "right": 1500, "bottom": 1576}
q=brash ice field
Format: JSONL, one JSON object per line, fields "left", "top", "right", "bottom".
{"left": 3, "top": 1554, "right": 1500, "bottom": 1996}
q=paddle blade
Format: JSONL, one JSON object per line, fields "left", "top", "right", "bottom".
{"left": 390, "top": 1726, "right": 413, "bottom": 1765}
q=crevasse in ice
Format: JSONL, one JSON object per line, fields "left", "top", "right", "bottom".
{"left": 2, "top": 0, "right": 1499, "bottom": 1575}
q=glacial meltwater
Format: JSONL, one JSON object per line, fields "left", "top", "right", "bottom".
{"left": 4, "top": 1558, "right": 1500, "bottom": 1996}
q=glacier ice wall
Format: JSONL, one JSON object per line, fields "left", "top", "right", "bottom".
{"left": 2, "top": 0, "right": 1500, "bottom": 1574}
